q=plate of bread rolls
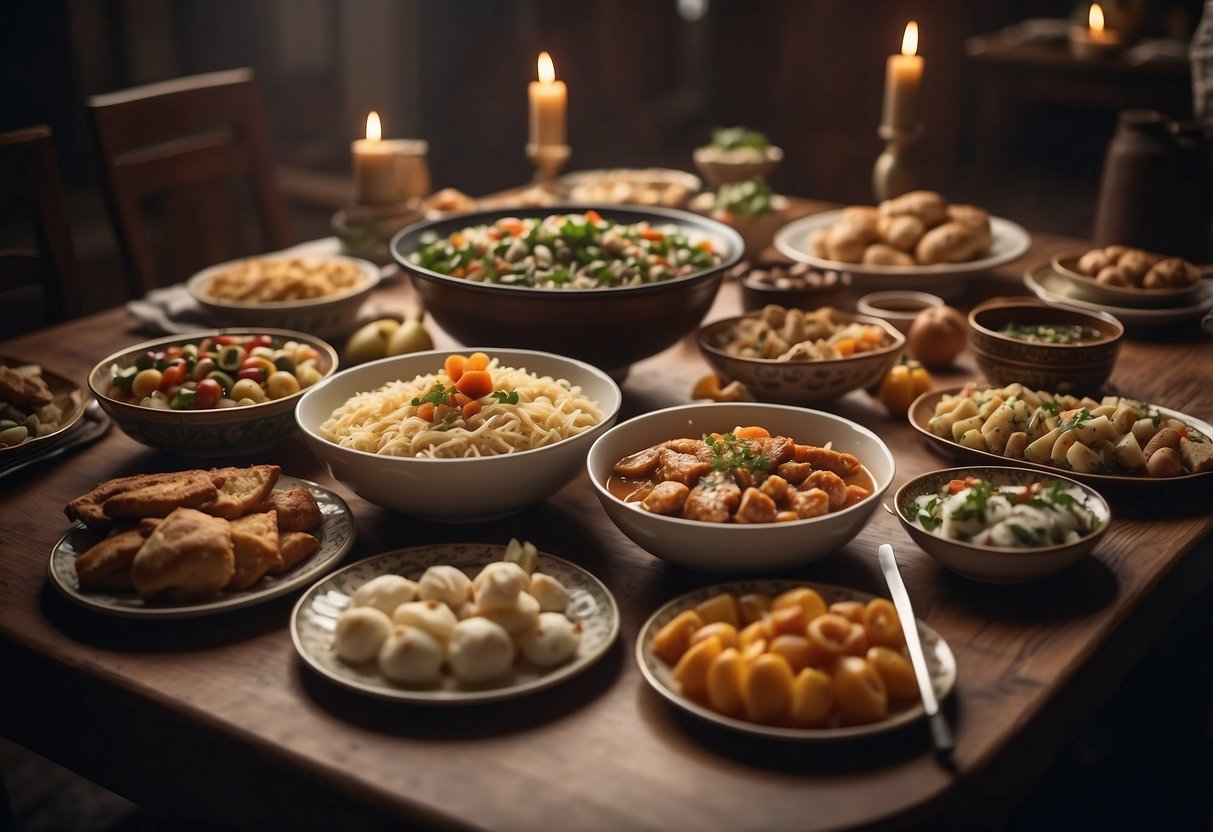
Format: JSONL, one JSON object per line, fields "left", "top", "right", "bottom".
{"left": 1051, "top": 246, "right": 1206, "bottom": 308}
{"left": 774, "top": 191, "right": 1030, "bottom": 288}
{"left": 49, "top": 465, "right": 355, "bottom": 618}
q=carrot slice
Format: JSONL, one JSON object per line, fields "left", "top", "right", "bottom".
{"left": 416, "top": 402, "right": 435, "bottom": 421}
{"left": 444, "top": 354, "right": 467, "bottom": 382}
{"left": 461, "top": 400, "right": 481, "bottom": 420}
{"left": 456, "top": 370, "right": 493, "bottom": 400}
{"left": 585, "top": 209, "right": 602, "bottom": 224}
{"left": 734, "top": 426, "right": 770, "bottom": 440}
{"left": 465, "top": 352, "right": 491, "bottom": 371}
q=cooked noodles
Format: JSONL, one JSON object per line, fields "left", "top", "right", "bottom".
{"left": 320, "top": 359, "right": 602, "bottom": 458}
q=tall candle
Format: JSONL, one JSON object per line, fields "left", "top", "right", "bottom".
{"left": 528, "top": 51, "right": 567, "bottom": 147}
{"left": 881, "top": 21, "right": 923, "bottom": 133}
{"left": 352, "top": 111, "right": 404, "bottom": 205}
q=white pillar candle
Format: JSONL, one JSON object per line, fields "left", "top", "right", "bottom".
{"left": 881, "top": 22, "right": 924, "bottom": 133}
{"left": 352, "top": 111, "right": 405, "bottom": 205}
{"left": 528, "top": 51, "right": 567, "bottom": 147}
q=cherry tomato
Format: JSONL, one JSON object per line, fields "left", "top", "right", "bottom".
{"left": 194, "top": 378, "right": 223, "bottom": 409}
{"left": 213, "top": 335, "right": 238, "bottom": 345}
{"left": 243, "top": 334, "right": 272, "bottom": 350}
{"left": 238, "top": 367, "right": 266, "bottom": 383}
{"left": 164, "top": 346, "right": 184, "bottom": 358}
{"left": 159, "top": 362, "right": 189, "bottom": 390}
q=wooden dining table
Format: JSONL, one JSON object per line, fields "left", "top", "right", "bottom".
{"left": 2, "top": 199, "right": 1211, "bottom": 831}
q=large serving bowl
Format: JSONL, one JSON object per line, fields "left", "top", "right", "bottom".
{"left": 296, "top": 348, "right": 622, "bottom": 522}
{"left": 892, "top": 466, "right": 1111, "bottom": 583}
{"left": 587, "top": 402, "right": 895, "bottom": 572}
{"left": 187, "top": 254, "right": 380, "bottom": 340}
{"left": 89, "top": 328, "right": 338, "bottom": 456}
{"left": 968, "top": 298, "right": 1123, "bottom": 394}
{"left": 390, "top": 206, "right": 744, "bottom": 373}
{"left": 697, "top": 310, "right": 904, "bottom": 404}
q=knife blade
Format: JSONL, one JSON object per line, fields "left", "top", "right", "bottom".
{"left": 877, "top": 542, "right": 954, "bottom": 757}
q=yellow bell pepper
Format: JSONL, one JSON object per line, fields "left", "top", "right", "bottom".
{"left": 876, "top": 358, "right": 932, "bottom": 414}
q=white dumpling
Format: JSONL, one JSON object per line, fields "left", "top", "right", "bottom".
{"left": 378, "top": 625, "right": 444, "bottom": 685}
{"left": 333, "top": 606, "right": 392, "bottom": 663}
{"left": 472, "top": 561, "right": 530, "bottom": 612}
{"left": 477, "top": 590, "right": 540, "bottom": 636}
{"left": 350, "top": 574, "right": 419, "bottom": 616}
{"left": 518, "top": 612, "right": 581, "bottom": 667}
{"left": 448, "top": 617, "right": 515, "bottom": 683}
{"left": 392, "top": 599, "right": 458, "bottom": 643}
{"left": 528, "top": 572, "right": 570, "bottom": 613}
{"left": 455, "top": 599, "right": 477, "bottom": 620}
{"left": 418, "top": 565, "right": 472, "bottom": 608}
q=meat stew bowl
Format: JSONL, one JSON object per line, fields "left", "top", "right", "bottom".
{"left": 587, "top": 402, "right": 895, "bottom": 572}
{"left": 390, "top": 205, "right": 744, "bottom": 375}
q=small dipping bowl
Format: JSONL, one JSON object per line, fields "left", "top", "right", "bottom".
{"left": 856, "top": 291, "right": 944, "bottom": 335}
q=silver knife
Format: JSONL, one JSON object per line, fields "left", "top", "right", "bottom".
{"left": 877, "top": 542, "right": 954, "bottom": 757}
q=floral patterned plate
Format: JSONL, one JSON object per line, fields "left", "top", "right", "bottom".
{"left": 637, "top": 580, "right": 957, "bottom": 741}
{"left": 291, "top": 543, "right": 620, "bottom": 705}
{"left": 47, "top": 475, "right": 355, "bottom": 618}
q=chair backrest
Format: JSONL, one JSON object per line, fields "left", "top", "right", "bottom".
{"left": 0, "top": 124, "right": 82, "bottom": 328}
{"left": 87, "top": 68, "right": 293, "bottom": 296}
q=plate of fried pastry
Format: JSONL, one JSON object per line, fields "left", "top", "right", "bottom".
{"left": 49, "top": 464, "right": 355, "bottom": 618}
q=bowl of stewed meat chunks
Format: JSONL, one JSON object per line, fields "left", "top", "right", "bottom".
{"left": 587, "top": 402, "right": 894, "bottom": 572}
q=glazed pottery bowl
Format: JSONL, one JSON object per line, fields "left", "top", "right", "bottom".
{"left": 89, "top": 328, "right": 338, "bottom": 457}
{"left": 391, "top": 206, "right": 743, "bottom": 374}
{"left": 697, "top": 310, "right": 904, "bottom": 404}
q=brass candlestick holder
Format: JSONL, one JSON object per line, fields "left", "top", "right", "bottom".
{"left": 526, "top": 143, "right": 571, "bottom": 186}
{"left": 872, "top": 123, "right": 924, "bottom": 203}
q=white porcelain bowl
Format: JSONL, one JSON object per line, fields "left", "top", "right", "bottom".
{"left": 587, "top": 402, "right": 895, "bottom": 572}
{"left": 892, "top": 466, "right": 1111, "bottom": 583}
{"left": 187, "top": 254, "right": 381, "bottom": 341}
{"left": 296, "top": 348, "right": 622, "bottom": 522}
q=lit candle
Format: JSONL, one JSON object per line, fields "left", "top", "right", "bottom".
{"left": 528, "top": 51, "right": 567, "bottom": 147}
{"left": 352, "top": 111, "right": 404, "bottom": 205}
{"left": 1069, "top": 3, "right": 1123, "bottom": 58}
{"left": 880, "top": 21, "right": 924, "bottom": 134}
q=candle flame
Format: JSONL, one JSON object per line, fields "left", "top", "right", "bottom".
{"left": 1089, "top": 3, "right": 1106, "bottom": 33}
{"left": 901, "top": 21, "right": 919, "bottom": 57}
{"left": 537, "top": 51, "right": 556, "bottom": 84}
{"left": 365, "top": 111, "right": 382, "bottom": 142}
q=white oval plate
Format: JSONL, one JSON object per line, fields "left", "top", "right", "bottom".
{"left": 291, "top": 543, "right": 620, "bottom": 705}
{"left": 775, "top": 210, "right": 1030, "bottom": 286}
{"left": 48, "top": 475, "right": 355, "bottom": 618}
{"left": 637, "top": 579, "right": 957, "bottom": 742}
{"left": 1023, "top": 264, "right": 1213, "bottom": 327}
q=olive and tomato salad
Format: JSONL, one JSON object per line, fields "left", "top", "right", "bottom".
{"left": 104, "top": 334, "right": 326, "bottom": 410}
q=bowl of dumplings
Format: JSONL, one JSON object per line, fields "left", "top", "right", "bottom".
{"left": 1052, "top": 246, "right": 1204, "bottom": 308}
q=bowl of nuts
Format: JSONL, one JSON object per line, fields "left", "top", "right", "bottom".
{"left": 739, "top": 263, "right": 845, "bottom": 312}
{"left": 1052, "top": 246, "right": 1204, "bottom": 308}
{"left": 187, "top": 254, "right": 381, "bottom": 340}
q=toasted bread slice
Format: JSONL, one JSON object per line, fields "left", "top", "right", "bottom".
{"left": 131, "top": 507, "right": 234, "bottom": 599}
{"left": 75, "top": 528, "right": 145, "bottom": 591}
{"left": 67, "top": 470, "right": 217, "bottom": 531}
{"left": 227, "top": 511, "right": 281, "bottom": 590}
{"left": 272, "top": 531, "right": 319, "bottom": 574}
{"left": 103, "top": 470, "right": 220, "bottom": 520}
{"left": 259, "top": 486, "right": 322, "bottom": 532}
{"left": 203, "top": 465, "right": 281, "bottom": 520}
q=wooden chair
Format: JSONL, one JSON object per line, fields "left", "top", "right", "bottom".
{"left": 87, "top": 68, "right": 293, "bottom": 296}
{"left": 0, "top": 125, "right": 82, "bottom": 329}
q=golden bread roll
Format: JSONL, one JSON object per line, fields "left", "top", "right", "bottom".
{"left": 1145, "top": 257, "right": 1199, "bottom": 288}
{"left": 1116, "top": 249, "right": 1155, "bottom": 284}
{"left": 131, "top": 507, "right": 234, "bottom": 599}
{"left": 1076, "top": 249, "right": 1110, "bottom": 276}
{"left": 1096, "top": 265, "right": 1130, "bottom": 286}
{"left": 876, "top": 214, "right": 925, "bottom": 252}
{"left": 878, "top": 190, "right": 947, "bottom": 228}
{"left": 945, "top": 204, "right": 991, "bottom": 234}
{"left": 808, "top": 228, "right": 830, "bottom": 258}
{"left": 862, "top": 243, "right": 915, "bottom": 267}
{"left": 825, "top": 223, "right": 870, "bottom": 263}
{"left": 915, "top": 221, "right": 991, "bottom": 265}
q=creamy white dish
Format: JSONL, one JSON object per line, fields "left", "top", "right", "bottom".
{"left": 905, "top": 477, "right": 1099, "bottom": 548}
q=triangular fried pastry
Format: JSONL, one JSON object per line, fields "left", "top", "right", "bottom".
{"left": 202, "top": 464, "right": 281, "bottom": 520}
{"left": 227, "top": 510, "right": 281, "bottom": 590}
{"left": 131, "top": 507, "right": 234, "bottom": 599}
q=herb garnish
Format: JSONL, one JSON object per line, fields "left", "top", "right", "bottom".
{"left": 411, "top": 382, "right": 455, "bottom": 408}
{"left": 490, "top": 390, "right": 519, "bottom": 405}
{"left": 704, "top": 433, "right": 770, "bottom": 482}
